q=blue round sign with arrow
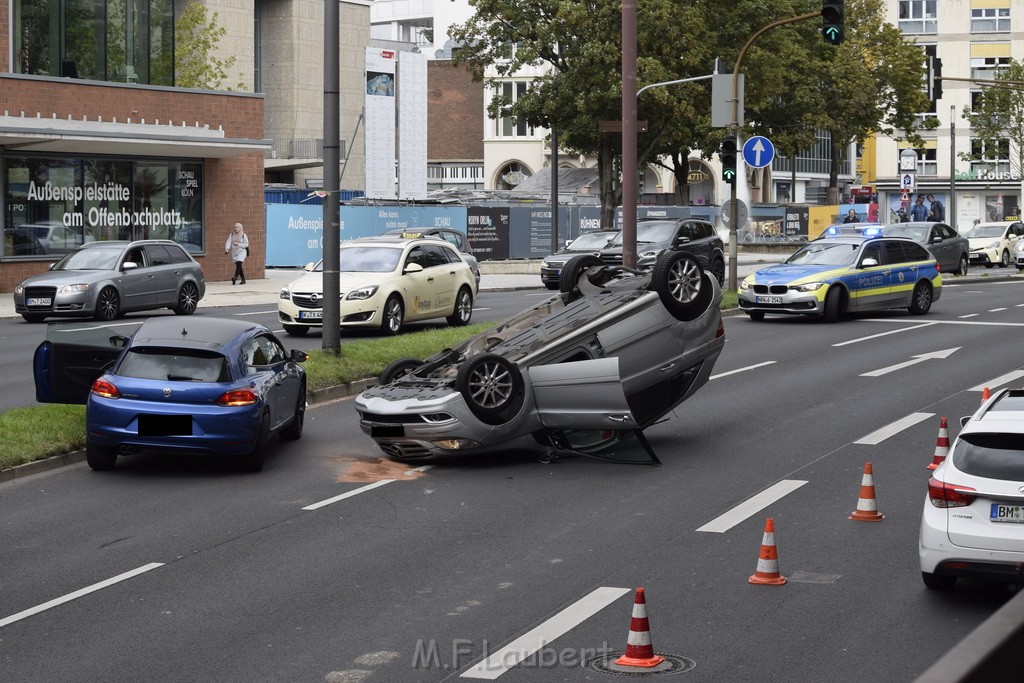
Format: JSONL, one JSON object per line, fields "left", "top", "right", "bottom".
{"left": 742, "top": 136, "right": 775, "bottom": 169}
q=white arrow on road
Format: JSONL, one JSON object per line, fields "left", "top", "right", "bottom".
{"left": 752, "top": 138, "right": 766, "bottom": 167}
{"left": 860, "top": 347, "right": 960, "bottom": 377}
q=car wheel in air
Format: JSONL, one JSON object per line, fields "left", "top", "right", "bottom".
{"left": 710, "top": 258, "right": 725, "bottom": 286}
{"left": 94, "top": 287, "right": 121, "bottom": 321}
{"left": 908, "top": 281, "right": 933, "bottom": 315}
{"left": 747, "top": 310, "right": 765, "bottom": 322}
{"left": 173, "top": 282, "right": 200, "bottom": 315}
{"left": 822, "top": 286, "right": 842, "bottom": 323}
{"left": 957, "top": 255, "right": 968, "bottom": 275}
{"left": 280, "top": 381, "right": 306, "bottom": 441}
{"left": 381, "top": 294, "right": 404, "bottom": 335}
{"left": 242, "top": 412, "right": 271, "bottom": 472}
{"left": 456, "top": 352, "right": 525, "bottom": 422}
{"left": 446, "top": 287, "right": 473, "bottom": 326}
{"left": 21, "top": 314, "right": 46, "bottom": 323}
{"left": 558, "top": 254, "right": 607, "bottom": 294}
{"left": 86, "top": 441, "right": 117, "bottom": 471}
{"left": 652, "top": 251, "right": 712, "bottom": 321}
{"left": 921, "top": 571, "right": 956, "bottom": 590}
{"left": 1001, "top": 250, "right": 1010, "bottom": 268}
{"left": 379, "top": 358, "right": 425, "bottom": 385}
{"left": 283, "top": 324, "right": 309, "bottom": 336}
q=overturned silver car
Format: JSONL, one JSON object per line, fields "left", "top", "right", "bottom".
{"left": 354, "top": 251, "right": 725, "bottom": 463}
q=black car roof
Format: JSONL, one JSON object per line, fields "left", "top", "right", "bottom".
{"left": 131, "top": 316, "right": 267, "bottom": 350}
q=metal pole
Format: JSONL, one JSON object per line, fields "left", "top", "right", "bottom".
{"left": 551, "top": 127, "right": 559, "bottom": 253}
{"left": 621, "top": 0, "right": 637, "bottom": 269}
{"left": 322, "top": 0, "right": 341, "bottom": 355}
{"left": 949, "top": 105, "right": 956, "bottom": 227}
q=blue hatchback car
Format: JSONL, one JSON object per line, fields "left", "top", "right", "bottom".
{"left": 33, "top": 317, "right": 307, "bottom": 471}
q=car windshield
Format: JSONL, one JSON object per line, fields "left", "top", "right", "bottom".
{"left": 609, "top": 222, "right": 676, "bottom": 246}
{"left": 340, "top": 246, "right": 402, "bottom": 272}
{"left": 569, "top": 232, "right": 615, "bottom": 250}
{"left": 785, "top": 241, "right": 860, "bottom": 266}
{"left": 53, "top": 247, "right": 122, "bottom": 270}
{"left": 117, "top": 347, "right": 231, "bottom": 382}
{"left": 952, "top": 433, "right": 1024, "bottom": 481}
{"left": 964, "top": 226, "right": 1005, "bottom": 239}
{"left": 882, "top": 225, "right": 928, "bottom": 242}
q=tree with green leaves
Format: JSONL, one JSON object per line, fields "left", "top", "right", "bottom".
{"left": 960, "top": 58, "right": 1024, "bottom": 215}
{"left": 173, "top": 1, "right": 245, "bottom": 91}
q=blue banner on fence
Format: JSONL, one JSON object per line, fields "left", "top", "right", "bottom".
{"left": 339, "top": 206, "right": 469, "bottom": 239}
{"left": 265, "top": 204, "right": 326, "bottom": 267}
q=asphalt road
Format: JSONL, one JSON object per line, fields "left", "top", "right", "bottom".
{"left": 2, "top": 279, "right": 1024, "bottom": 681}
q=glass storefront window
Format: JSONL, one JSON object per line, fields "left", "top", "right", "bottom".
{"left": 2, "top": 155, "right": 203, "bottom": 258}
{"left": 13, "top": 0, "right": 174, "bottom": 85}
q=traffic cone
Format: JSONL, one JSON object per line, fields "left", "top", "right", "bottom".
{"left": 850, "top": 462, "right": 885, "bottom": 521}
{"left": 927, "top": 417, "right": 950, "bottom": 470}
{"left": 981, "top": 387, "right": 991, "bottom": 404}
{"left": 748, "top": 517, "right": 787, "bottom": 585}
{"left": 613, "top": 588, "right": 665, "bottom": 668}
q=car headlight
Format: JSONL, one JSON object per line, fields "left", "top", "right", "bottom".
{"left": 638, "top": 249, "right": 664, "bottom": 261}
{"left": 739, "top": 278, "right": 752, "bottom": 292}
{"left": 985, "top": 240, "right": 1000, "bottom": 249}
{"left": 58, "top": 283, "right": 89, "bottom": 294}
{"left": 792, "top": 282, "right": 825, "bottom": 292}
{"left": 1017, "top": 242, "right": 1024, "bottom": 253}
{"left": 279, "top": 286, "right": 290, "bottom": 300}
{"left": 346, "top": 285, "right": 379, "bottom": 300}
{"left": 14, "top": 284, "right": 23, "bottom": 295}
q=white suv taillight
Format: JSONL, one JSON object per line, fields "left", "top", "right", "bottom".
{"left": 928, "top": 477, "right": 977, "bottom": 508}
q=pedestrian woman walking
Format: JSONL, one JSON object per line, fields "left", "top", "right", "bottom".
{"left": 225, "top": 222, "right": 249, "bottom": 285}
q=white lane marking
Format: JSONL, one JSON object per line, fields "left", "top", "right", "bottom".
{"left": 860, "top": 347, "right": 960, "bottom": 377}
{"left": 1017, "top": 304, "right": 1024, "bottom": 308}
{"left": 697, "top": 480, "right": 808, "bottom": 533}
{"left": 0, "top": 562, "right": 164, "bottom": 629}
{"left": 860, "top": 318, "right": 1024, "bottom": 328}
{"left": 958, "top": 313, "right": 979, "bottom": 319}
{"left": 404, "top": 465, "right": 434, "bottom": 475}
{"left": 989, "top": 307, "right": 1008, "bottom": 312}
{"left": 711, "top": 361, "right": 776, "bottom": 380}
{"left": 234, "top": 310, "right": 277, "bottom": 316}
{"left": 832, "top": 322, "right": 938, "bottom": 346}
{"left": 855, "top": 412, "right": 934, "bottom": 445}
{"left": 302, "top": 480, "right": 395, "bottom": 510}
{"left": 473, "top": 307, "right": 491, "bottom": 311}
{"left": 460, "top": 587, "right": 630, "bottom": 679}
{"left": 970, "top": 370, "right": 1024, "bottom": 392}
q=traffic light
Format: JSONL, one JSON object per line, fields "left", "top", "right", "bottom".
{"left": 927, "top": 55, "right": 943, "bottom": 101}
{"left": 822, "top": 0, "right": 844, "bottom": 45}
{"left": 721, "top": 136, "right": 737, "bottom": 184}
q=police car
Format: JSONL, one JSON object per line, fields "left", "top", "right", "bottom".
{"left": 738, "top": 225, "right": 942, "bottom": 322}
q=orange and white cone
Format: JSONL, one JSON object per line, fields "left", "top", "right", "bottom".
{"left": 928, "top": 417, "right": 950, "bottom": 470}
{"left": 613, "top": 588, "right": 665, "bottom": 668}
{"left": 748, "top": 517, "right": 786, "bottom": 585}
{"left": 981, "top": 387, "right": 991, "bottom": 404}
{"left": 850, "top": 462, "right": 885, "bottom": 521}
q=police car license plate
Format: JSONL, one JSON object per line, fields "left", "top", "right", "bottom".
{"left": 298, "top": 311, "right": 323, "bottom": 320}
{"left": 27, "top": 297, "right": 52, "bottom": 306}
{"left": 756, "top": 296, "right": 783, "bottom": 304}
{"left": 990, "top": 504, "right": 1024, "bottom": 523}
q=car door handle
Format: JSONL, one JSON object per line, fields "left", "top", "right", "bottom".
{"left": 607, "top": 415, "right": 631, "bottom": 423}
{"left": 427, "top": 276, "right": 435, "bottom": 282}
{"left": 658, "top": 362, "right": 677, "bottom": 372}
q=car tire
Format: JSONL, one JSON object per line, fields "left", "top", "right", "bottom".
{"left": 446, "top": 287, "right": 473, "bottom": 326}
{"left": 280, "top": 381, "right": 306, "bottom": 441}
{"left": 822, "top": 286, "right": 842, "bottom": 323}
{"left": 456, "top": 352, "right": 525, "bottom": 422}
{"left": 710, "top": 258, "right": 726, "bottom": 286}
{"left": 957, "top": 255, "right": 969, "bottom": 276}
{"left": 652, "top": 251, "right": 711, "bottom": 321}
{"left": 908, "top": 281, "right": 933, "bottom": 315}
{"left": 558, "top": 255, "right": 607, "bottom": 294}
{"left": 86, "top": 441, "right": 117, "bottom": 471}
{"left": 381, "top": 294, "right": 404, "bottom": 335}
{"left": 94, "top": 287, "right": 120, "bottom": 321}
{"left": 173, "top": 282, "right": 200, "bottom": 315}
{"left": 1000, "top": 249, "right": 1010, "bottom": 268}
{"left": 747, "top": 311, "right": 765, "bottom": 322}
{"left": 379, "top": 358, "right": 425, "bottom": 384}
{"left": 242, "top": 412, "right": 270, "bottom": 472}
{"left": 283, "top": 324, "right": 309, "bottom": 336}
{"left": 21, "top": 314, "right": 46, "bottom": 323}
{"left": 921, "top": 571, "right": 956, "bottom": 590}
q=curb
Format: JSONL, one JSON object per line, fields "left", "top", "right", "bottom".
{"left": 0, "top": 450, "right": 87, "bottom": 483}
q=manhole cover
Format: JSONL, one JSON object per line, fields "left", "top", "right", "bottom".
{"left": 583, "top": 653, "right": 696, "bottom": 676}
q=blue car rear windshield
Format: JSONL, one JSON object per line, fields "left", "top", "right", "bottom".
{"left": 953, "top": 433, "right": 1024, "bottom": 481}
{"left": 117, "top": 348, "right": 230, "bottom": 382}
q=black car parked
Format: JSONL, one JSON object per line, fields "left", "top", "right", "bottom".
{"left": 599, "top": 219, "right": 726, "bottom": 285}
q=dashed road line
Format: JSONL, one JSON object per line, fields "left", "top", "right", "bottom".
{"left": 855, "top": 412, "right": 934, "bottom": 445}
{"left": 970, "top": 370, "right": 1024, "bottom": 392}
{"left": 697, "top": 480, "right": 808, "bottom": 533}
{"left": 710, "top": 361, "right": 776, "bottom": 380}
{"left": 302, "top": 480, "right": 395, "bottom": 510}
{"left": 958, "top": 313, "right": 978, "bottom": 319}
{"left": 832, "top": 322, "right": 938, "bottom": 347}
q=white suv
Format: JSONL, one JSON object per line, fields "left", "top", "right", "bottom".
{"left": 919, "top": 388, "right": 1024, "bottom": 589}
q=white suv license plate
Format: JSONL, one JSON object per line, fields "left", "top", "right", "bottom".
{"left": 298, "top": 311, "right": 323, "bottom": 320}
{"left": 756, "top": 295, "right": 783, "bottom": 305}
{"left": 27, "top": 297, "right": 52, "bottom": 306}
{"left": 990, "top": 504, "right": 1024, "bottom": 523}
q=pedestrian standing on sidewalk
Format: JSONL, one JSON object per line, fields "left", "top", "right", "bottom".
{"left": 225, "top": 222, "right": 249, "bottom": 285}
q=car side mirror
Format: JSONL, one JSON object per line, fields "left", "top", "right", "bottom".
{"left": 109, "top": 334, "right": 128, "bottom": 348}
{"left": 122, "top": 261, "right": 138, "bottom": 270}
{"left": 290, "top": 349, "right": 308, "bottom": 363}
{"left": 960, "top": 416, "right": 970, "bottom": 428}
{"left": 304, "top": 262, "right": 315, "bottom": 272}
{"left": 675, "top": 236, "right": 691, "bottom": 247}
{"left": 931, "top": 235, "right": 943, "bottom": 243}
{"left": 404, "top": 262, "right": 424, "bottom": 273}
{"left": 860, "top": 258, "right": 878, "bottom": 267}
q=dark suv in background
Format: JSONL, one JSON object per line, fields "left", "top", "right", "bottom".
{"left": 600, "top": 219, "right": 725, "bottom": 285}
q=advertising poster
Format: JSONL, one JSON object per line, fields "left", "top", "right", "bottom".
{"left": 466, "top": 207, "right": 509, "bottom": 260}
{"left": 265, "top": 203, "right": 324, "bottom": 267}
{"left": 339, "top": 205, "right": 468, "bottom": 240}
{"left": 397, "top": 51, "right": 428, "bottom": 200}
{"left": 886, "top": 192, "right": 947, "bottom": 224}
{"left": 365, "top": 48, "right": 397, "bottom": 199}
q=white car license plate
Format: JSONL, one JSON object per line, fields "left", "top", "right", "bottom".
{"left": 990, "top": 504, "right": 1024, "bottom": 523}
{"left": 756, "top": 296, "right": 783, "bottom": 305}
{"left": 27, "top": 297, "right": 52, "bottom": 306}
{"left": 298, "top": 311, "right": 323, "bottom": 320}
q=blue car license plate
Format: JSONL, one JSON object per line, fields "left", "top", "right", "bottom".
{"left": 138, "top": 414, "right": 192, "bottom": 436}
